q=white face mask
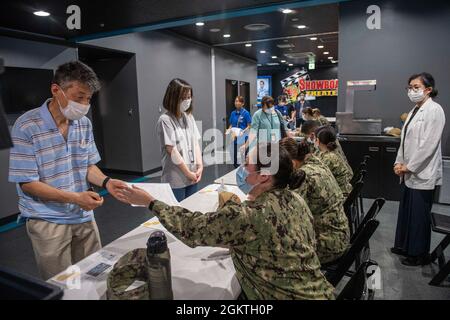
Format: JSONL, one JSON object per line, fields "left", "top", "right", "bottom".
{"left": 57, "top": 89, "right": 90, "bottom": 120}
{"left": 408, "top": 89, "right": 427, "bottom": 104}
{"left": 264, "top": 106, "right": 274, "bottom": 114}
{"left": 180, "top": 99, "right": 192, "bottom": 112}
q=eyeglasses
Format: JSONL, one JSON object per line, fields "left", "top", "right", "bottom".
{"left": 406, "top": 86, "right": 425, "bottom": 92}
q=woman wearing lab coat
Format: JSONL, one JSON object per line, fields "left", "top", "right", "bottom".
{"left": 392, "top": 73, "right": 446, "bottom": 266}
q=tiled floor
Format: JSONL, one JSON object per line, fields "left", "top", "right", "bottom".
{"left": 0, "top": 164, "right": 449, "bottom": 299}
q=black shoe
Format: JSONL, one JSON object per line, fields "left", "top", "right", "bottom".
{"left": 390, "top": 247, "right": 408, "bottom": 257}
{"left": 401, "top": 254, "right": 431, "bottom": 266}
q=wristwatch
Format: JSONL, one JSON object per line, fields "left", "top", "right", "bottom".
{"left": 148, "top": 199, "right": 156, "bottom": 211}
{"left": 102, "top": 177, "right": 111, "bottom": 189}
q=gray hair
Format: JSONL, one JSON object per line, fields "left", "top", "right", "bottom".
{"left": 53, "top": 61, "right": 101, "bottom": 93}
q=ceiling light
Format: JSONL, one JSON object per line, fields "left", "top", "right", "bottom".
{"left": 324, "top": 51, "right": 330, "bottom": 55}
{"left": 244, "top": 23, "right": 271, "bottom": 31}
{"left": 281, "top": 60, "right": 286, "bottom": 63}
{"left": 317, "top": 45, "right": 324, "bottom": 49}
{"left": 297, "top": 25, "right": 307, "bottom": 29}
{"left": 310, "top": 37, "right": 317, "bottom": 41}
{"left": 33, "top": 11, "right": 50, "bottom": 17}
{"left": 195, "top": 22, "right": 205, "bottom": 26}
{"left": 288, "top": 63, "right": 294, "bottom": 66}
{"left": 245, "top": 43, "right": 252, "bottom": 47}
{"left": 271, "top": 56, "right": 277, "bottom": 59}
{"left": 223, "top": 34, "right": 231, "bottom": 38}
{"left": 282, "top": 9, "right": 293, "bottom": 14}
{"left": 209, "top": 28, "right": 221, "bottom": 32}
{"left": 260, "top": 50, "right": 266, "bottom": 54}
{"left": 291, "top": 18, "right": 299, "bottom": 22}
{"left": 328, "top": 56, "right": 334, "bottom": 59}
{"left": 332, "top": 60, "right": 338, "bottom": 64}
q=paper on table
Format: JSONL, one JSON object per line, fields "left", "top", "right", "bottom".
{"left": 127, "top": 183, "right": 180, "bottom": 207}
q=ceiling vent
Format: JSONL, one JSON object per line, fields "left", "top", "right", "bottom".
{"left": 319, "top": 35, "right": 339, "bottom": 43}
{"left": 277, "top": 43, "right": 295, "bottom": 49}
{"left": 284, "top": 52, "right": 315, "bottom": 60}
{"left": 244, "top": 23, "right": 271, "bottom": 31}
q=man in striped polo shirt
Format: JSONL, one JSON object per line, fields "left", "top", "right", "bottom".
{"left": 8, "top": 61, "right": 128, "bottom": 280}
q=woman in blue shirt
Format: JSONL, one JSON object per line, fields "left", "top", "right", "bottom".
{"left": 227, "top": 96, "right": 252, "bottom": 167}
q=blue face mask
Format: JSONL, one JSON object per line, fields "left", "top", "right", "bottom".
{"left": 236, "top": 166, "right": 258, "bottom": 194}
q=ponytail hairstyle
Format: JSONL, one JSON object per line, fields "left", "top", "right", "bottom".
{"left": 315, "top": 126, "right": 338, "bottom": 151}
{"left": 255, "top": 142, "right": 306, "bottom": 190}
{"left": 302, "top": 107, "right": 314, "bottom": 117}
{"left": 280, "top": 137, "right": 311, "bottom": 162}
{"left": 408, "top": 72, "right": 438, "bottom": 98}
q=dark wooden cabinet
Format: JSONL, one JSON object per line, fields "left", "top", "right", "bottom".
{"left": 340, "top": 136, "right": 401, "bottom": 201}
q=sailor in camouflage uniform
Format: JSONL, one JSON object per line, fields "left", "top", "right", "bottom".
{"left": 300, "top": 120, "right": 353, "bottom": 174}
{"left": 281, "top": 138, "right": 350, "bottom": 264}
{"left": 117, "top": 144, "right": 335, "bottom": 300}
{"left": 315, "top": 127, "right": 353, "bottom": 197}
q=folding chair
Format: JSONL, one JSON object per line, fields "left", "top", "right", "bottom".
{"left": 324, "top": 219, "right": 380, "bottom": 287}
{"left": 429, "top": 212, "right": 450, "bottom": 286}
{"left": 336, "top": 260, "right": 378, "bottom": 300}
{"left": 351, "top": 198, "right": 385, "bottom": 265}
{"left": 343, "top": 179, "right": 364, "bottom": 236}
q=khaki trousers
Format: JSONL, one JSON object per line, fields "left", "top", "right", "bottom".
{"left": 26, "top": 219, "right": 102, "bottom": 280}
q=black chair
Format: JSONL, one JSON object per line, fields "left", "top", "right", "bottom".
{"left": 351, "top": 198, "right": 385, "bottom": 266}
{"left": 351, "top": 198, "right": 385, "bottom": 243}
{"left": 344, "top": 179, "right": 364, "bottom": 236}
{"left": 336, "top": 260, "right": 378, "bottom": 300}
{"left": 429, "top": 212, "right": 450, "bottom": 286}
{"left": 324, "top": 219, "right": 380, "bottom": 287}
{"left": 350, "top": 163, "right": 367, "bottom": 187}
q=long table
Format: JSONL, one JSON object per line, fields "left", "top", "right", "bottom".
{"left": 48, "top": 181, "right": 246, "bottom": 300}
{"left": 213, "top": 168, "right": 238, "bottom": 186}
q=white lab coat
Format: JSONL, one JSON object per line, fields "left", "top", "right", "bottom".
{"left": 395, "top": 98, "right": 446, "bottom": 190}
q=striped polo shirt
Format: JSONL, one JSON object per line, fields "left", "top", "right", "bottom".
{"left": 8, "top": 99, "right": 101, "bottom": 224}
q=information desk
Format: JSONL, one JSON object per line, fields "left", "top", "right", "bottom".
{"left": 48, "top": 182, "right": 246, "bottom": 300}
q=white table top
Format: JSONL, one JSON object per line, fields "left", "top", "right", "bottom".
{"left": 213, "top": 168, "right": 238, "bottom": 186}
{"left": 48, "top": 182, "right": 245, "bottom": 300}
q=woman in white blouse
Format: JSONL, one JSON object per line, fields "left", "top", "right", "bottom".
{"left": 156, "top": 79, "right": 203, "bottom": 202}
{"left": 392, "top": 72, "right": 446, "bottom": 266}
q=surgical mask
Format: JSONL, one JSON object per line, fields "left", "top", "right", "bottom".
{"left": 236, "top": 166, "right": 259, "bottom": 194}
{"left": 408, "top": 89, "right": 426, "bottom": 104}
{"left": 180, "top": 99, "right": 192, "bottom": 112}
{"left": 57, "top": 89, "right": 90, "bottom": 121}
{"left": 264, "top": 106, "right": 275, "bottom": 114}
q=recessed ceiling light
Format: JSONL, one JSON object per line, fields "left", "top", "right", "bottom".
{"left": 324, "top": 51, "right": 330, "bottom": 55}
{"left": 288, "top": 63, "right": 294, "bottom": 66}
{"left": 297, "top": 25, "right": 307, "bottom": 29}
{"left": 318, "top": 45, "right": 324, "bottom": 49}
{"left": 310, "top": 37, "right": 318, "bottom": 41}
{"left": 195, "top": 22, "right": 205, "bottom": 26}
{"left": 260, "top": 50, "right": 266, "bottom": 54}
{"left": 281, "top": 60, "right": 286, "bottom": 63}
{"left": 209, "top": 28, "right": 221, "bottom": 33}
{"left": 33, "top": 11, "right": 50, "bottom": 17}
{"left": 223, "top": 34, "right": 231, "bottom": 38}
{"left": 282, "top": 9, "right": 293, "bottom": 14}
{"left": 328, "top": 56, "right": 334, "bottom": 59}
{"left": 257, "top": 64, "right": 262, "bottom": 67}
{"left": 291, "top": 18, "right": 299, "bottom": 22}
{"left": 271, "top": 56, "right": 277, "bottom": 59}
{"left": 245, "top": 43, "right": 252, "bottom": 47}
{"left": 332, "top": 60, "right": 338, "bottom": 64}
{"left": 244, "top": 23, "right": 271, "bottom": 31}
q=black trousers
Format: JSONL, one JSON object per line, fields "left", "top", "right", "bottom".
{"left": 394, "top": 183, "right": 435, "bottom": 257}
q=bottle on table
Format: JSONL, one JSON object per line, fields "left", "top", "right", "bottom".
{"left": 146, "top": 230, "right": 173, "bottom": 300}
